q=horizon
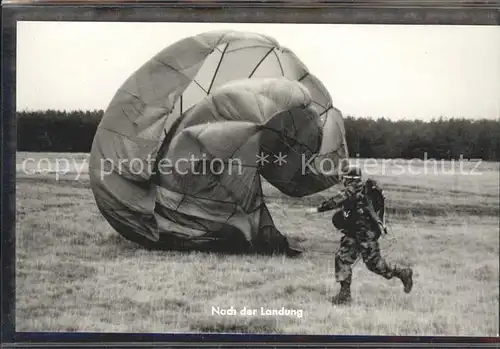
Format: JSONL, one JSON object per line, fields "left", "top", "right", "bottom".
{"left": 17, "top": 22, "right": 500, "bottom": 121}
{"left": 15, "top": 108, "right": 499, "bottom": 123}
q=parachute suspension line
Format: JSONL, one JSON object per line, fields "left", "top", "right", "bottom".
{"left": 257, "top": 125, "right": 316, "bottom": 155}
{"left": 272, "top": 49, "right": 285, "bottom": 76}
{"left": 154, "top": 205, "right": 215, "bottom": 235}
{"left": 192, "top": 80, "right": 208, "bottom": 95}
{"left": 298, "top": 72, "right": 309, "bottom": 82}
{"left": 151, "top": 113, "right": 185, "bottom": 183}
{"left": 117, "top": 88, "right": 145, "bottom": 108}
{"left": 248, "top": 48, "right": 275, "bottom": 78}
{"left": 288, "top": 110, "right": 297, "bottom": 135}
{"left": 180, "top": 95, "right": 183, "bottom": 115}
{"left": 158, "top": 185, "right": 249, "bottom": 207}
{"left": 120, "top": 107, "right": 136, "bottom": 124}
{"left": 207, "top": 43, "right": 229, "bottom": 94}
{"left": 319, "top": 106, "right": 332, "bottom": 118}
{"left": 175, "top": 192, "right": 188, "bottom": 212}
{"left": 183, "top": 131, "right": 253, "bottom": 211}
{"left": 225, "top": 202, "right": 241, "bottom": 223}
{"left": 379, "top": 208, "right": 398, "bottom": 261}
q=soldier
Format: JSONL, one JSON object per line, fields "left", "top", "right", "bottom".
{"left": 311, "top": 166, "right": 413, "bottom": 305}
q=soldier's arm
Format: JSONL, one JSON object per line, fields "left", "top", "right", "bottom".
{"left": 316, "top": 186, "right": 355, "bottom": 212}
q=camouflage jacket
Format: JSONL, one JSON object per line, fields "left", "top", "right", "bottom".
{"left": 317, "top": 180, "right": 387, "bottom": 234}
{"left": 317, "top": 181, "right": 364, "bottom": 213}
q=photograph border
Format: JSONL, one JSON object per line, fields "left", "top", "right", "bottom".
{"left": 2, "top": 1, "right": 499, "bottom": 348}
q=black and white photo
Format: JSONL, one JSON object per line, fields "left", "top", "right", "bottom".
{"left": 15, "top": 21, "right": 499, "bottom": 336}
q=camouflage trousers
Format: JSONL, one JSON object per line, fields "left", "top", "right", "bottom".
{"left": 335, "top": 223, "right": 397, "bottom": 282}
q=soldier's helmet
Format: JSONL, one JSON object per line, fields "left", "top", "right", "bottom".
{"left": 342, "top": 166, "right": 362, "bottom": 179}
{"left": 342, "top": 166, "right": 363, "bottom": 191}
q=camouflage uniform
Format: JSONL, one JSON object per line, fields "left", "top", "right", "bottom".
{"left": 319, "top": 182, "right": 394, "bottom": 281}
{"left": 316, "top": 170, "right": 413, "bottom": 304}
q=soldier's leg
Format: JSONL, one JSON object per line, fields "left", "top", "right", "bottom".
{"left": 332, "top": 234, "right": 359, "bottom": 305}
{"left": 335, "top": 234, "right": 359, "bottom": 281}
{"left": 360, "top": 230, "right": 413, "bottom": 293}
{"left": 358, "top": 229, "right": 413, "bottom": 293}
{"left": 359, "top": 238, "right": 396, "bottom": 279}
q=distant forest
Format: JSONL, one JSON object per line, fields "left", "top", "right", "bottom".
{"left": 16, "top": 109, "right": 500, "bottom": 161}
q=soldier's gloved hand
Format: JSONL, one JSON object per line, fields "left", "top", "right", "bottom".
{"left": 317, "top": 200, "right": 334, "bottom": 212}
{"left": 318, "top": 201, "right": 328, "bottom": 210}
{"left": 345, "top": 185, "right": 358, "bottom": 198}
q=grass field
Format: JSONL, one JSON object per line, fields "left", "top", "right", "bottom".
{"left": 15, "top": 152, "right": 499, "bottom": 335}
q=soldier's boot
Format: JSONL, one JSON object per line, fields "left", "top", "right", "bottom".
{"left": 394, "top": 267, "right": 413, "bottom": 293}
{"left": 331, "top": 275, "right": 352, "bottom": 305}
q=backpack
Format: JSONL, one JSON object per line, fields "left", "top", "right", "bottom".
{"left": 363, "top": 179, "right": 388, "bottom": 235}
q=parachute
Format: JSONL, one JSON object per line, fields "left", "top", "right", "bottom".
{"left": 89, "top": 30, "right": 349, "bottom": 254}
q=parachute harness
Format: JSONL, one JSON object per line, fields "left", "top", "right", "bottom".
{"left": 307, "top": 181, "right": 400, "bottom": 264}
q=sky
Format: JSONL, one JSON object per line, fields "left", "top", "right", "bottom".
{"left": 17, "top": 21, "right": 500, "bottom": 121}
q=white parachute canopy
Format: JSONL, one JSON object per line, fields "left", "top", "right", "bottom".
{"left": 89, "top": 30, "right": 349, "bottom": 253}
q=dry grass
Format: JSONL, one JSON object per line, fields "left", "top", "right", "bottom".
{"left": 15, "top": 152, "right": 499, "bottom": 335}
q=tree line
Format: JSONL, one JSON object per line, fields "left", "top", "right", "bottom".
{"left": 16, "top": 110, "right": 500, "bottom": 161}
{"left": 343, "top": 116, "right": 500, "bottom": 160}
